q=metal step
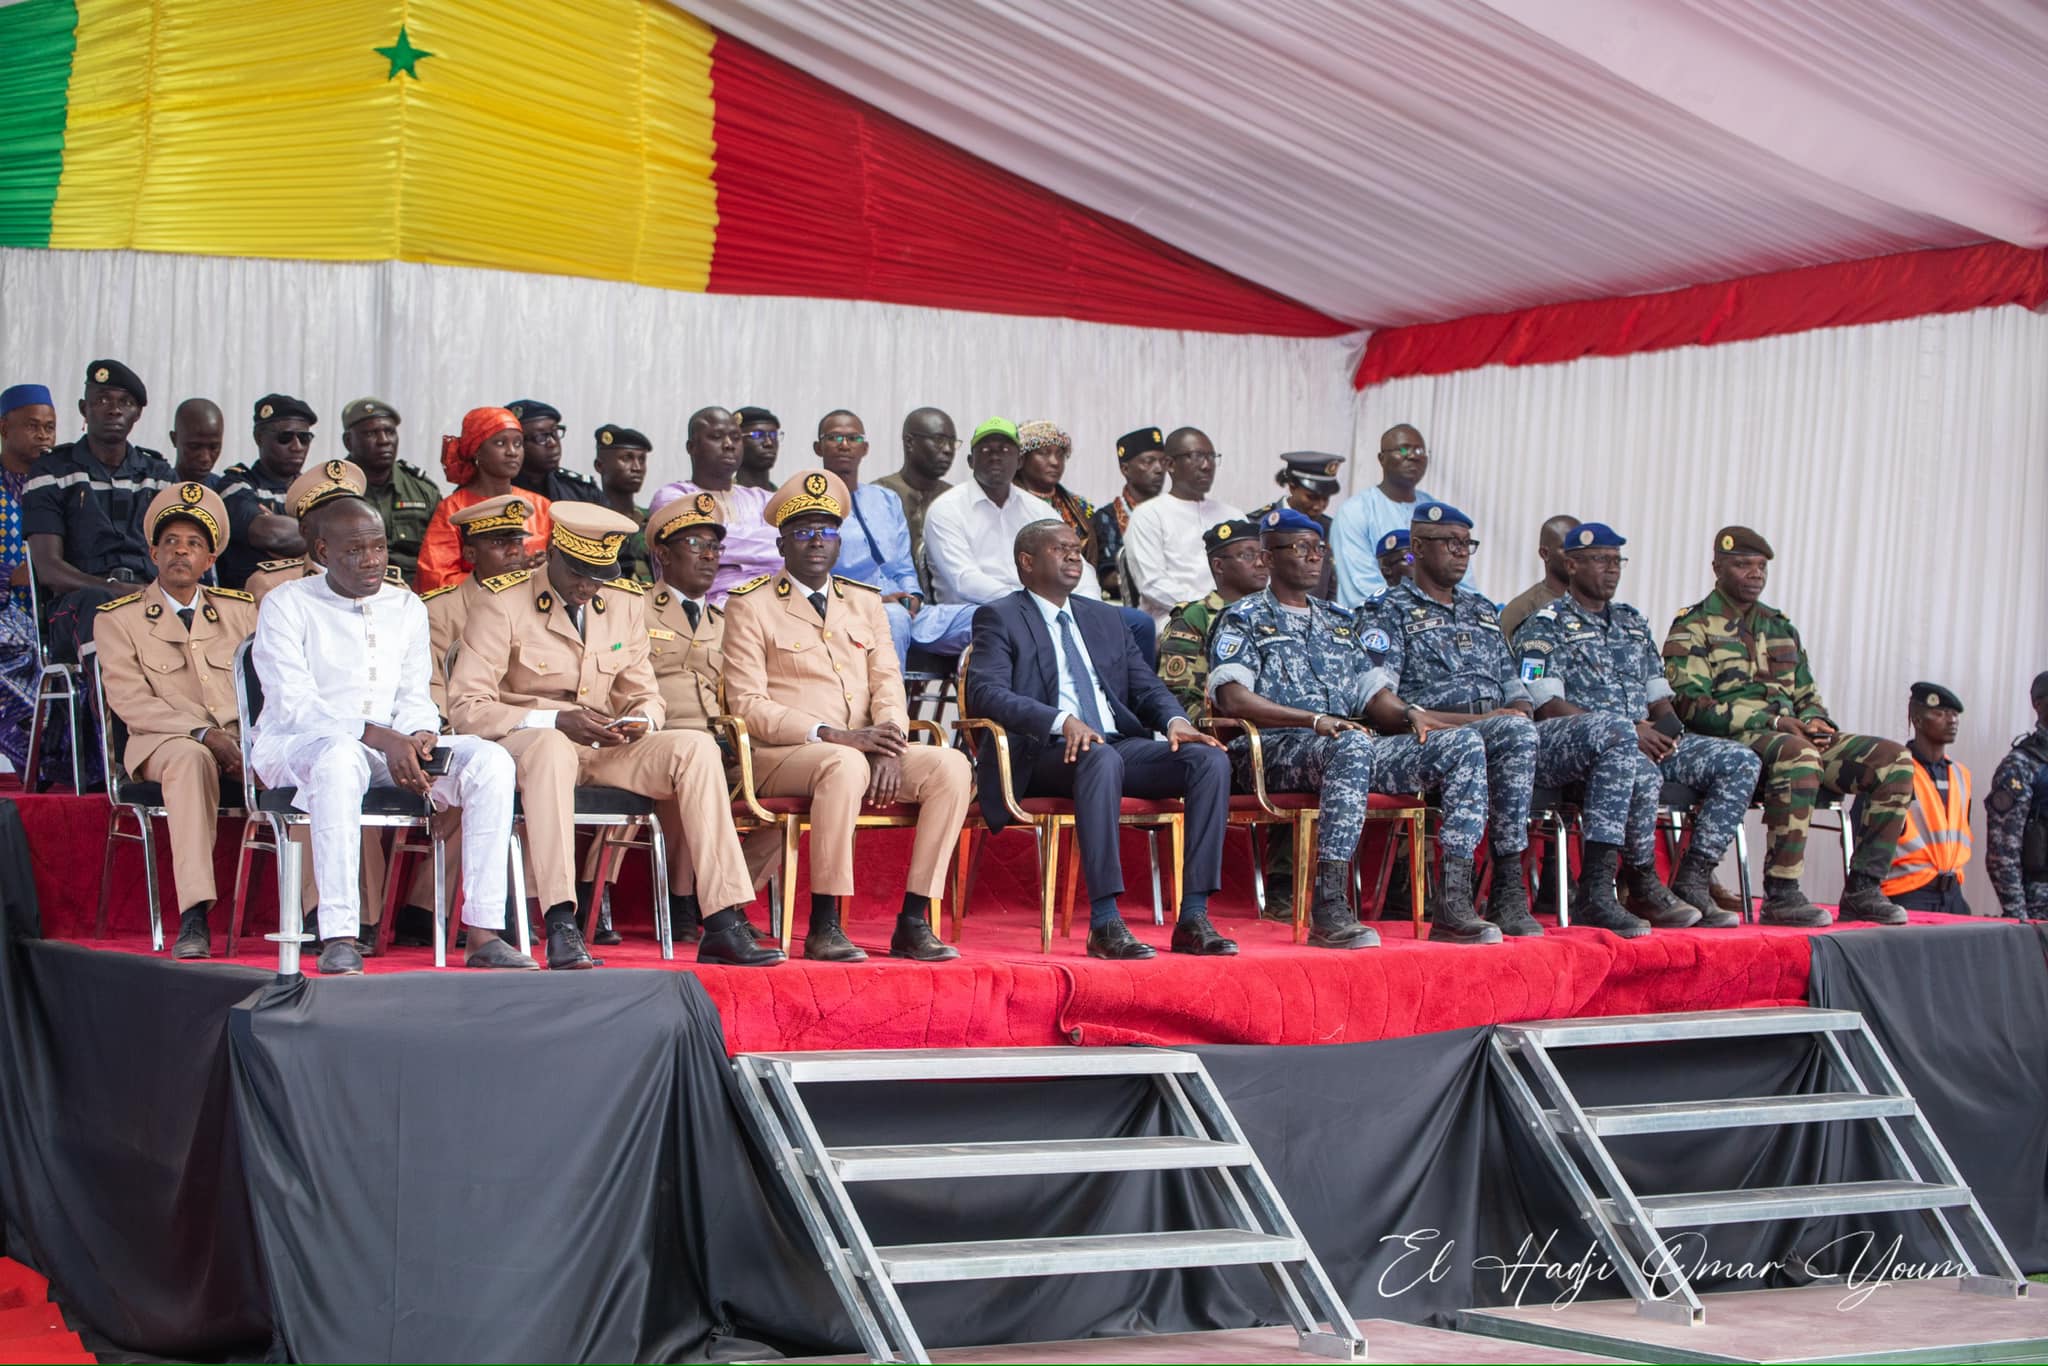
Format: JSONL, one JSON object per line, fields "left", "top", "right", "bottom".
{"left": 750, "top": 1046, "right": 1200, "bottom": 1083}
{"left": 827, "top": 1135, "right": 1252, "bottom": 1181}
{"left": 875, "top": 1228, "right": 1303, "bottom": 1283}
{"left": 1571, "top": 1091, "right": 1917, "bottom": 1136}
{"left": 1611, "top": 1180, "right": 1971, "bottom": 1229}
{"left": 1500, "top": 1006, "right": 1864, "bottom": 1048}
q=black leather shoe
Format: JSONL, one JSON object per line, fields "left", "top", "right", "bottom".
{"left": 465, "top": 936, "right": 539, "bottom": 970}
{"left": 698, "top": 923, "right": 786, "bottom": 966}
{"left": 890, "top": 917, "right": 960, "bottom": 962}
{"left": 314, "top": 938, "right": 364, "bottom": 975}
{"left": 356, "top": 926, "right": 382, "bottom": 958}
{"left": 803, "top": 923, "right": 869, "bottom": 963}
{"left": 546, "top": 918, "right": 599, "bottom": 970}
{"left": 1086, "top": 919, "right": 1156, "bottom": 960}
{"left": 1170, "top": 917, "right": 1239, "bottom": 955}
{"left": 1307, "top": 920, "right": 1380, "bottom": 949}
{"left": 593, "top": 922, "right": 623, "bottom": 947}
{"left": 172, "top": 908, "right": 211, "bottom": 960}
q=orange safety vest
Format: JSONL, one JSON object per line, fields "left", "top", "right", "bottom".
{"left": 1883, "top": 756, "right": 1972, "bottom": 896}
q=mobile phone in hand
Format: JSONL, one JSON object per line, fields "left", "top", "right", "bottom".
{"left": 419, "top": 746, "right": 452, "bottom": 776}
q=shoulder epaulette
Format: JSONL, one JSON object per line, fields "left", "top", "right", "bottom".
{"left": 255, "top": 557, "right": 304, "bottom": 573}
{"left": 384, "top": 565, "right": 407, "bottom": 584}
{"left": 708, "top": 603, "right": 724, "bottom": 620}
{"left": 96, "top": 592, "right": 142, "bottom": 612}
{"left": 205, "top": 586, "right": 254, "bottom": 602}
{"left": 604, "top": 577, "right": 645, "bottom": 595}
{"left": 420, "top": 584, "right": 457, "bottom": 602}
{"left": 832, "top": 575, "right": 880, "bottom": 593}
{"left": 480, "top": 570, "right": 530, "bottom": 594}
{"left": 729, "top": 574, "right": 771, "bottom": 596}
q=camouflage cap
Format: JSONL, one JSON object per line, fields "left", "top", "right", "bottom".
{"left": 1712, "top": 525, "right": 1773, "bottom": 559}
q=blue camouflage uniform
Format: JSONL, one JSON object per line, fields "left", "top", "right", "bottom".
{"left": 1513, "top": 593, "right": 1762, "bottom": 866}
{"left": 1207, "top": 589, "right": 1490, "bottom": 860}
{"left": 1985, "top": 728, "right": 2048, "bottom": 920}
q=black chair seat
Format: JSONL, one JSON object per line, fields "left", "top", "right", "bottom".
{"left": 1530, "top": 784, "right": 1584, "bottom": 812}
{"left": 1659, "top": 781, "right": 1704, "bottom": 807}
{"left": 510, "top": 785, "right": 656, "bottom": 818}
{"left": 905, "top": 646, "right": 959, "bottom": 675}
{"left": 255, "top": 786, "right": 431, "bottom": 817}
{"left": 113, "top": 781, "right": 243, "bottom": 814}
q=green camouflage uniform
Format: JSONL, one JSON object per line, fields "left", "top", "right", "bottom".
{"left": 1661, "top": 588, "right": 1911, "bottom": 881}
{"left": 361, "top": 461, "right": 441, "bottom": 582}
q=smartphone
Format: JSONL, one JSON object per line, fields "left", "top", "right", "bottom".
{"left": 608, "top": 715, "right": 651, "bottom": 733}
{"left": 1652, "top": 713, "right": 1683, "bottom": 738}
{"left": 419, "top": 746, "right": 452, "bottom": 776}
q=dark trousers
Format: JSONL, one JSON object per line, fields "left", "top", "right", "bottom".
{"left": 1895, "top": 873, "right": 1971, "bottom": 917}
{"left": 1025, "top": 735, "right": 1228, "bottom": 905}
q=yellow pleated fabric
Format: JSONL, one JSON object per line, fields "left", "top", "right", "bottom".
{"left": 50, "top": 0, "right": 717, "bottom": 291}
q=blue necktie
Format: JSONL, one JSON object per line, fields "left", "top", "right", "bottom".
{"left": 1058, "top": 609, "right": 1107, "bottom": 734}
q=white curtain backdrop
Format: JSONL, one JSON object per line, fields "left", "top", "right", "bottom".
{"left": 1356, "top": 304, "right": 2048, "bottom": 903}
{"left": 0, "top": 248, "right": 1361, "bottom": 513}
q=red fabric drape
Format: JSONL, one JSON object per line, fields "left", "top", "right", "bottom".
{"left": 706, "top": 38, "right": 1346, "bottom": 337}
{"left": 1356, "top": 243, "right": 2048, "bottom": 387}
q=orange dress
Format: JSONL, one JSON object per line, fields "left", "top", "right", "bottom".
{"left": 414, "top": 486, "right": 552, "bottom": 591}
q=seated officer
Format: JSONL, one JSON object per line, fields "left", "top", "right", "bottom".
{"left": 249, "top": 498, "right": 527, "bottom": 975}
{"left": 1663, "top": 526, "right": 1912, "bottom": 926}
{"left": 644, "top": 493, "right": 725, "bottom": 735}
{"left": 1373, "top": 528, "right": 1410, "bottom": 590}
{"left": 93, "top": 483, "right": 254, "bottom": 959}
{"left": 1512, "top": 523, "right": 1756, "bottom": 929}
{"left": 1868, "top": 683, "right": 1973, "bottom": 915}
{"left": 447, "top": 503, "right": 783, "bottom": 968}
{"left": 1361, "top": 501, "right": 1649, "bottom": 941}
{"left": 423, "top": 495, "right": 535, "bottom": 716}
{"left": 1209, "top": 508, "right": 1493, "bottom": 947}
{"left": 721, "top": 469, "right": 969, "bottom": 963}
{"left": 215, "top": 395, "right": 318, "bottom": 589}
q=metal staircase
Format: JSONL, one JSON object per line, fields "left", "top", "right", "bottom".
{"left": 733, "top": 1046, "right": 1367, "bottom": 1364}
{"left": 1490, "top": 1005, "right": 2028, "bottom": 1327}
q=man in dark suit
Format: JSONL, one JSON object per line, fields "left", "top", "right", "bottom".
{"left": 965, "top": 519, "right": 1235, "bottom": 960}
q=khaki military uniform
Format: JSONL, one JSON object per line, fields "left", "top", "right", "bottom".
{"left": 646, "top": 585, "right": 724, "bottom": 731}
{"left": 93, "top": 583, "right": 256, "bottom": 913}
{"left": 720, "top": 571, "right": 970, "bottom": 898}
{"left": 446, "top": 569, "right": 755, "bottom": 913}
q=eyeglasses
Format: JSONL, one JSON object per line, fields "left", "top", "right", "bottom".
{"left": 527, "top": 427, "right": 562, "bottom": 445}
{"left": 820, "top": 434, "right": 869, "bottom": 448}
{"left": 787, "top": 526, "right": 842, "bottom": 544}
{"left": 1384, "top": 444, "right": 1427, "bottom": 458}
{"left": 1211, "top": 545, "right": 1265, "bottom": 564}
{"left": 272, "top": 430, "right": 314, "bottom": 447}
{"left": 1413, "top": 535, "right": 1478, "bottom": 554}
{"left": 1575, "top": 554, "right": 1629, "bottom": 568}
{"left": 1175, "top": 450, "right": 1222, "bottom": 466}
{"left": 1267, "top": 540, "right": 1328, "bottom": 560}
{"left": 743, "top": 428, "right": 782, "bottom": 441}
{"left": 669, "top": 534, "right": 721, "bottom": 553}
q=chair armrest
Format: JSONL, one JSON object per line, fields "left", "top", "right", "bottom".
{"left": 1201, "top": 715, "right": 1279, "bottom": 815}
{"left": 905, "top": 719, "right": 945, "bottom": 746}
{"left": 952, "top": 716, "right": 1033, "bottom": 825}
{"left": 710, "top": 714, "right": 778, "bottom": 825}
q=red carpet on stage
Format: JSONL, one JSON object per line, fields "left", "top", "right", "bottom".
{"left": 0, "top": 1261, "right": 92, "bottom": 1365}
{"left": 21, "top": 792, "right": 1988, "bottom": 1056}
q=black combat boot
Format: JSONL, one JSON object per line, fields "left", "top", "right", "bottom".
{"left": 1667, "top": 851, "right": 1741, "bottom": 928}
{"left": 1307, "top": 860, "right": 1377, "bottom": 949}
{"left": 1431, "top": 857, "right": 1503, "bottom": 945}
{"left": 1484, "top": 855, "right": 1544, "bottom": 937}
{"left": 1619, "top": 861, "right": 1702, "bottom": 928}
{"left": 1837, "top": 871, "right": 1908, "bottom": 925}
{"left": 1760, "top": 875, "right": 1831, "bottom": 927}
{"left": 1572, "top": 843, "right": 1650, "bottom": 938}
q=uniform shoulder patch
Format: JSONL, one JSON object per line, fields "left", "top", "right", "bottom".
{"left": 205, "top": 586, "right": 254, "bottom": 602}
{"left": 96, "top": 592, "right": 142, "bottom": 612}
{"left": 604, "top": 577, "right": 646, "bottom": 595}
{"left": 480, "top": 570, "right": 530, "bottom": 594}
{"left": 832, "top": 574, "right": 880, "bottom": 593}
{"left": 1361, "top": 627, "right": 1391, "bottom": 653}
{"left": 255, "top": 558, "right": 304, "bottom": 573}
{"left": 384, "top": 565, "right": 407, "bottom": 584}
{"left": 419, "top": 584, "right": 457, "bottom": 602}
{"left": 729, "top": 574, "right": 771, "bottom": 596}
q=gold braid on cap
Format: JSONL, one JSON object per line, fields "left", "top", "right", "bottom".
{"left": 553, "top": 522, "right": 626, "bottom": 564}
{"left": 462, "top": 499, "right": 532, "bottom": 537}
{"left": 155, "top": 486, "right": 222, "bottom": 549}
{"left": 772, "top": 471, "right": 844, "bottom": 525}
{"left": 653, "top": 492, "right": 720, "bottom": 542}
{"left": 293, "top": 462, "right": 361, "bottom": 518}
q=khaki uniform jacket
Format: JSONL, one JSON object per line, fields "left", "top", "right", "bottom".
{"left": 447, "top": 570, "right": 664, "bottom": 739}
{"left": 646, "top": 584, "right": 723, "bottom": 732}
{"left": 720, "top": 571, "right": 907, "bottom": 745}
{"left": 93, "top": 583, "right": 257, "bottom": 772}
{"left": 422, "top": 575, "right": 493, "bottom": 717}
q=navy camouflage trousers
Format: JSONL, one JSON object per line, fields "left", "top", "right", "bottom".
{"left": 1636, "top": 732, "right": 1763, "bottom": 867}
{"left": 1534, "top": 711, "right": 1639, "bottom": 849}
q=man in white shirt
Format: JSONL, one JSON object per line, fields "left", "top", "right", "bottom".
{"left": 1331, "top": 423, "right": 1436, "bottom": 607}
{"left": 1121, "top": 427, "right": 1243, "bottom": 630}
{"left": 250, "top": 498, "right": 526, "bottom": 975}
{"left": 925, "top": 418, "right": 1157, "bottom": 661}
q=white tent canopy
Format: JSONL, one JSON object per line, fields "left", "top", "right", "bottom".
{"left": 680, "top": 0, "right": 2048, "bottom": 327}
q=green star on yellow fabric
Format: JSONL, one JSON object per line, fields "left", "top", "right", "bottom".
{"left": 375, "top": 25, "right": 432, "bottom": 81}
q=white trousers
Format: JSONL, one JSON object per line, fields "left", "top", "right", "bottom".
{"left": 256, "top": 733, "right": 515, "bottom": 941}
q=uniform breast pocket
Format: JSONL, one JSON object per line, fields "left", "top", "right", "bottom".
{"left": 1764, "top": 641, "right": 1799, "bottom": 676}
{"left": 142, "top": 654, "right": 185, "bottom": 676}
{"left": 593, "top": 652, "right": 626, "bottom": 676}
{"left": 774, "top": 635, "right": 811, "bottom": 657}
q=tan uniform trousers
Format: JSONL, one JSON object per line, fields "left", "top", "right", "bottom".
{"left": 135, "top": 737, "right": 225, "bottom": 915}
{"left": 497, "top": 727, "right": 752, "bottom": 913}
{"left": 748, "top": 743, "right": 972, "bottom": 899}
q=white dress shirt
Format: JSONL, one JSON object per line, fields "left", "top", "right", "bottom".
{"left": 1028, "top": 591, "right": 1120, "bottom": 738}
{"left": 249, "top": 574, "right": 440, "bottom": 768}
{"left": 924, "top": 481, "right": 1102, "bottom": 606}
{"left": 1123, "top": 492, "right": 1242, "bottom": 626}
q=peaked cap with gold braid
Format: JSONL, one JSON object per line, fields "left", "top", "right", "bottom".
{"left": 763, "top": 468, "right": 850, "bottom": 527}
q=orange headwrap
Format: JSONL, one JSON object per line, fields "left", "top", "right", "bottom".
{"left": 440, "top": 406, "right": 522, "bottom": 486}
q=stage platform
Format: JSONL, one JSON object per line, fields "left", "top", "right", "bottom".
{"left": 18, "top": 789, "right": 1977, "bottom": 1054}
{"left": 799, "top": 1321, "right": 1632, "bottom": 1363}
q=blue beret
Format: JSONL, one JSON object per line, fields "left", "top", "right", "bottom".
{"left": 1412, "top": 501, "right": 1472, "bottom": 530}
{"left": 1260, "top": 507, "right": 1322, "bottom": 537}
{"left": 1377, "top": 528, "right": 1409, "bottom": 554}
{"left": 1, "top": 384, "right": 52, "bottom": 417}
{"left": 507, "top": 399, "right": 561, "bottom": 424}
{"left": 1563, "top": 522, "right": 1626, "bottom": 550}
